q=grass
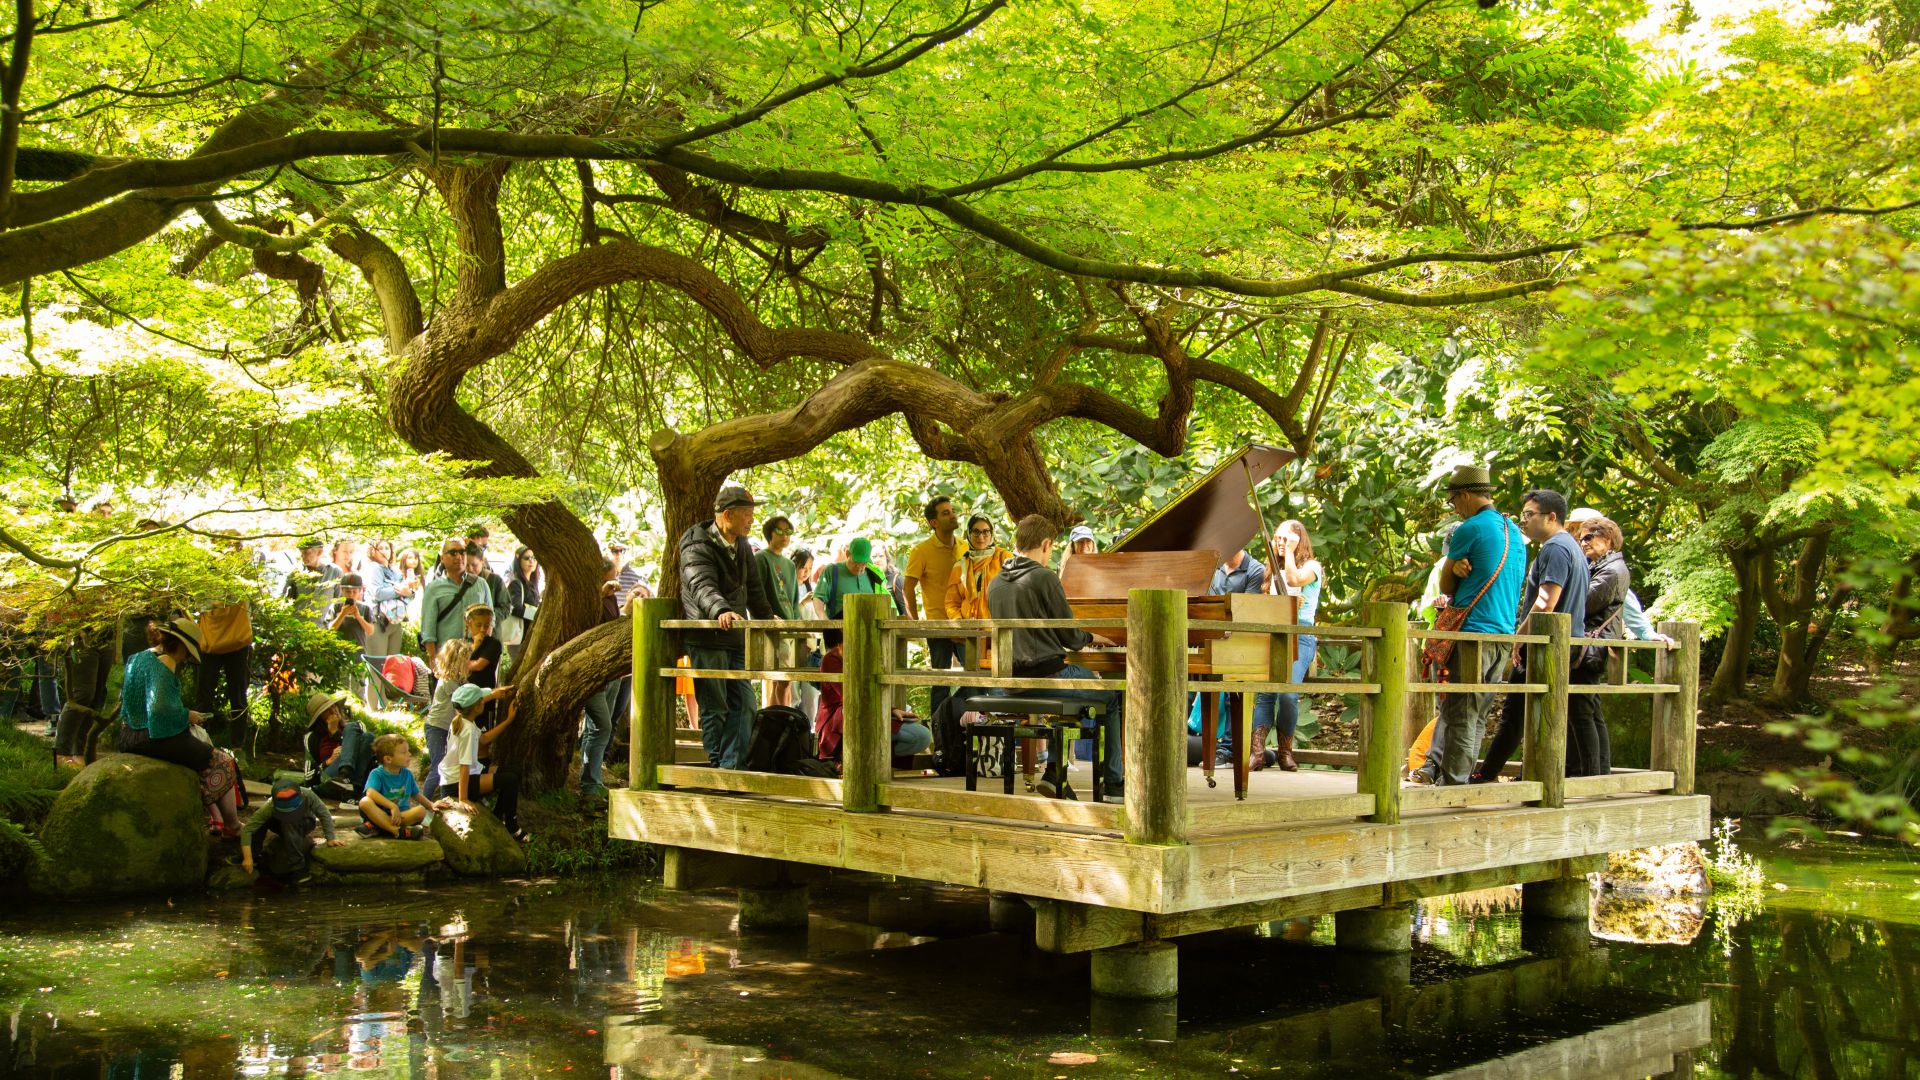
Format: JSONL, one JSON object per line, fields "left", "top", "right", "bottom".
{"left": 1697, "top": 745, "right": 1749, "bottom": 772}
{"left": 519, "top": 789, "right": 658, "bottom": 877}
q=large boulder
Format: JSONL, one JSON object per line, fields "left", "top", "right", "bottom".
{"left": 30, "top": 753, "right": 208, "bottom": 901}
{"left": 429, "top": 804, "right": 526, "bottom": 876}
{"left": 312, "top": 837, "right": 445, "bottom": 873}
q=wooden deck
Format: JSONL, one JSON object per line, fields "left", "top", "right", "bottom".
{"left": 612, "top": 592, "right": 1708, "bottom": 984}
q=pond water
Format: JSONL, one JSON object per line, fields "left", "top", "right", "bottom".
{"left": 2, "top": 834, "right": 1915, "bottom": 1079}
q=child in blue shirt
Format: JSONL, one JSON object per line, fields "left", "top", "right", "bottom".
{"left": 358, "top": 733, "right": 426, "bottom": 839}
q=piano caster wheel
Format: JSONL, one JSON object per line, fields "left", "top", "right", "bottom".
{"left": 1206, "top": 775, "right": 1218, "bottom": 789}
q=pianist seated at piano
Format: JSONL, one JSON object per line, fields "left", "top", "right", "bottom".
{"left": 984, "top": 514, "right": 1125, "bottom": 802}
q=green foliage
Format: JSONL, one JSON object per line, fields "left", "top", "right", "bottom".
{"left": 519, "top": 792, "right": 658, "bottom": 877}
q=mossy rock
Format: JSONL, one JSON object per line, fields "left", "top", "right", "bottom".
{"left": 429, "top": 804, "right": 526, "bottom": 876}
{"left": 29, "top": 753, "right": 208, "bottom": 901}
{"left": 312, "top": 837, "right": 445, "bottom": 873}
{"left": 306, "top": 866, "right": 430, "bottom": 888}
{"left": 206, "top": 864, "right": 254, "bottom": 890}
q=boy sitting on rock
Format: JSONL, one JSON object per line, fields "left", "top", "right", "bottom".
{"left": 242, "top": 771, "right": 343, "bottom": 882}
{"left": 358, "top": 733, "right": 427, "bottom": 839}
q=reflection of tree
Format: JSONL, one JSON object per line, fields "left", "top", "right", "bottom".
{"left": 1781, "top": 916, "right": 1842, "bottom": 1080}
{"left": 1721, "top": 916, "right": 1785, "bottom": 1078}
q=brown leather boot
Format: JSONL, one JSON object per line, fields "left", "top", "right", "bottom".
{"left": 1276, "top": 732, "right": 1299, "bottom": 772}
{"left": 1247, "top": 724, "right": 1274, "bottom": 771}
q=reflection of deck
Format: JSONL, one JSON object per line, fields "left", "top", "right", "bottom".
{"left": 613, "top": 592, "right": 1709, "bottom": 991}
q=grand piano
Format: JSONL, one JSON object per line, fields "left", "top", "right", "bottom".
{"left": 1057, "top": 444, "right": 1300, "bottom": 799}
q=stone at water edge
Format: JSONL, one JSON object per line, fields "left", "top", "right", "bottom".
{"left": 1599, "top": 843, "right": 1709, "bottom": 896}
{"left": 28, "top": 753, "right": 208, "bottom": 900}
{"left": 312, "top": 837, "right": 446, "bottom": 873}
{"left": 429, "top": 804, "right": 527, "bottom": 876}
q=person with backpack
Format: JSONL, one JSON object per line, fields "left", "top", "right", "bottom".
{"left": 812, "top": 537, "right": 895, "bottom": 619}
{"left": 812, "top": 629, "right": 933, "bottom": 766}
{"left": 419, "top": 537, "right": 493, "bottom": 666}
{"left": 677, "top": 484, "right": 780, "bottom": 770}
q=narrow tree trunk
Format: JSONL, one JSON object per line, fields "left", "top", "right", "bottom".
{"left": 1766, "top": 533, "right": 1830, "bottom": 708}
{"left": 1706, "top": 547, "right": 1764, "bottom": 707}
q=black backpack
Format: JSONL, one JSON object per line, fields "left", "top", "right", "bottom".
{"left": 928, "top": 695, "right": 971, "bottom": 777}
{"left": 744, "top": 706, "right": 838, "bottom": 777}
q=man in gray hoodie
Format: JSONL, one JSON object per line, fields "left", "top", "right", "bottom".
{"left": 986, "top": 514, "right": 1124, "bottom": 800}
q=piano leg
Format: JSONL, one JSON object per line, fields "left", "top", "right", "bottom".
{"left": 1233, "top": 691, "right": 1251, "bottom": 800}
{"left": 1200, "top": 691, "right": 1219, "bottom": 789}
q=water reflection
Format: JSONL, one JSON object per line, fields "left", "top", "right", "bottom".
{"left": 1, "top": 835, "right": 1915, "bottom": 1078}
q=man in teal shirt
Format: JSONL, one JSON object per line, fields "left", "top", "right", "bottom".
{"left": 1413, "top": 465, "right": 1526, "bottom": 785}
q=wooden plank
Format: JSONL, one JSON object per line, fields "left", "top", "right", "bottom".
{"left": 880, "top": 672, "right": 1124, "bottom": 691}
{"left": 1407, "top": 682, "right": 1545, "bottom": 693}
{"left": 1527, "top": 612, "right": 1571, "bottom": 809}
{"left": 1166, "top": 794, "right": 1710, "bottom": 914}
{"left": 1401, "top": 782, "right": 1544, "bottom": 810}
{"left": 1032, "top": 884, "right": 1382, "bottom": 953}
{"left": 1189, "top": 794, "right": 1376, "bottom": 830}
{"left": 1184, "top": 680, "right": 1383, "bottom": 695}
{"left": 893, "top": 618, "right": 1128, "bottom": 630}
{"left": 661, "top": 619, "right": 841, "bottom": 631}
{"left": 663, "top": 668, "right": 844, "bottom": 683}
{"left": 1408, "top": 627, "right": 1551, "bottom": 645}
{"left": 1567, "top": 683, "right": 1681, "bottom": 695}
{"left": 657, "top": 765, "right": 843, "bottom": 802}
{"left": 1126, "top": 588, "right": 1190, "bottom": 846}
{"left": 1187, "top": 620, "right": 1382, "bottom": 638}
{"left": 1563, "top": 771, "right": 1676, "bottom": 798}
{"left": 877, "top": 783, "right": 1122, "bottom": 831}
{"left": 1429, "top": 1001, "right": 1709, "bottom": 1080}
{"left": 1358, "top": 601, "right": 1409, "bottom": 825}
{"left": 841, "top": 593, "right": 889, "bottom": 813}
{"left": 1382, "top": 854, "right": 1606, "bottom": 904}
{"left": 632, "top": 598, "right": 678, "bottom": 792}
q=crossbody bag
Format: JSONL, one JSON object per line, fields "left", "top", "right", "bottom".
{"left": 1421, "top": 520, "right": 1512, "bottom": 679}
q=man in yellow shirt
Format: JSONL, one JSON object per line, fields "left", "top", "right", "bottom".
{"left": 904, "top": 496, "right": 964, "bottom": 717}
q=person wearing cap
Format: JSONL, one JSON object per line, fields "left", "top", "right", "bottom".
{"left": 116, "top": 617, "right": 245, "bottom": 837}
{"left": 241, "top": 770, "right": 342, "bottom": 881}
{"left": 419, "top": 537, "right": 494, "bottom": 664}
{"left": 1412, "top": 465, "right": 1527, "bottom": 786}
{"left": 283, "top": 538, "right": 342, "bottom": 628}
{"left": 1058, "top": 523, "right": 1098, "bottom": 581}
{"left": 677, "top": 483, "right": 780, "bottom": 769}
{"left": 813, "top": 537, "right": 894, "bottom": 620}
{"left": 435, "top": 682, "right": 526, "bottom": 841}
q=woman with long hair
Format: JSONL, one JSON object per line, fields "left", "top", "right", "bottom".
{"left": 944, "top": 516, "right": 1010, "bottom": 621}
{"left": 504, "top": 546, "right": 542, "bottom": 669}
{"left": 117, "top": 618, "right": 244, "bottom": 837}
{"left": 1249, "top": 520, "right": 1324, "bottom": 772}
{"left": 393, "top": 547, "right": 427, "bottom": 626}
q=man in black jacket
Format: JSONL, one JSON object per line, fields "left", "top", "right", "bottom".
{"left": 986, "top": 514, "right": 1124, "bottom": 801}
{"left": 678, "top": 484, "right": 779, "bottom": 769}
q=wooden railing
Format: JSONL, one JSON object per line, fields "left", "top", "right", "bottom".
{"left": 630, "top": 592, "right": 1702, "bottom": 844}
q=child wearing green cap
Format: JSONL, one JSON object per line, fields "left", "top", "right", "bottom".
{"left": 241, "top": 772, "right": 342, "bottom": 881}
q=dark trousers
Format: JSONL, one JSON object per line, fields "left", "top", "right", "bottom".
{"left": 251, "top": 810, "right": 320, "bottom": 878}
{"left": 196, "top": 645, "right": 250, "bottom": 737}
{"left": 117, "top": 723, "right": 214, "bottom": 771}
{"left": 1477, "top": 650, "right": 1609, "bottom": 779}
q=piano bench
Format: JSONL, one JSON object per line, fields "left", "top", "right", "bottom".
{"left": 961, "top": 696, "right": 1108, "bottom": 801}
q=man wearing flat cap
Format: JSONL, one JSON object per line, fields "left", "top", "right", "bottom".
{"left": 677, "top": 483, "right": 780, "bottom": 769}
{"left": 1413, "top": 464, "right": 1527, "bottom": 785}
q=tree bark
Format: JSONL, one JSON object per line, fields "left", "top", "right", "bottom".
{"left": 1765, "top": 531, "right": 1832, "bottom": 707}
{"left": 1706, "top": 545, "right": 1764, "bottom": 706}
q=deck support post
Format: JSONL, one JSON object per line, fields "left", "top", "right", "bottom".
{"left": 841, "top": 593, "right": 889, "bottom": 813}
{"left": 988, "top": 892, "right": 1034, "bottom": 934}
{"left": 1521, "top": 876, "right": 1591, "bottom": 923}
{"left": 1335, "top": 903, "right": 1413, "bottom": 953}
{"left": 1525, "top": 611, "right": 1571, "bottom": 808}
{"left": 738, "top": 885, "right": 809, "bottom": 932}
{"left": 1358, "top": 601, "right": 1410, "bottom": 824}
{"left": 1124, "top": 588, "right": 1189, "bottom": 844}
{"left": 631, "top": 597, "right": 678, "bottom": 791}
{"left": 1090, "top": 941, "right": 1178, "bottom": 1000}
{"left": 1652, "top": 621, "right": 1701, "bottom": 795}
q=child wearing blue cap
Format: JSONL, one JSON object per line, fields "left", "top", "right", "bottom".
{"left": 435, "top": 682, "right": 526, "bottom": 841}
{"left": 241, "top": 771, "right": 342, "bottom": 881}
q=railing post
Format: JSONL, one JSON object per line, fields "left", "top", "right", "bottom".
{"left": 1358, "top": 601, "right": 1409, "bottom": 824}
{"left": 631, "top": 597, "right": 678, "bottom": 791}
{"left": 1652, "top": 620, "right": 1700, "bottom": 795}
{"left": 841, "top": 593, "right": 889, "bottom": 813}
{"left": 1125, "top": 588, "right": 1188, "bottom": 845}
{"left": 1525, "top": 612, "right": 1570, "bottom": 808}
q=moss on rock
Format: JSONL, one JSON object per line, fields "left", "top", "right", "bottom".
{"left": 29, "top": 753, "right": 207, "bottom": 901}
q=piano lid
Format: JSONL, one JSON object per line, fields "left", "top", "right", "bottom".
{"left": 1106, "top": 443, "right": 1297, "bottom": 558}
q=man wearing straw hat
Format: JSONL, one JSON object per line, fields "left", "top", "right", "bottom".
{"left": 1412, "top": 465, "right": 1526, "bottom": 786}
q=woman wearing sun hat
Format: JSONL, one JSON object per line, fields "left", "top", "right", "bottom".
{"left": 117, "top": 617, "right": 244, "bottom": 837}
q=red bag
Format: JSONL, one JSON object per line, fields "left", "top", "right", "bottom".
{"left": 1422, "top": 521, "right": 1513, "bottom": 679}
{"left": 382, "top": 654, "right": 418, "bottom": 694}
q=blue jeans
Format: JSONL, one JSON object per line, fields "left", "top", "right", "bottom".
{"left": 422, "top": 725, "right": 449, "bottom": 800}
{"left": 689, "top": 644, "right": 754, "bottom": 770}
{"left": 925, "top": 637, "right": 963, "bottom": 718}
{"left": 1252, "top": 634, "right": 1318, "bottom": 739}
{"left": 894, "top": 721, "right": 933, "bottom": 757}
{"left": 580, "top": 678, "right": 621, "bottom": 791}
{"left": 1040, "top": 663, "right": 1124, "bottom": 788}
{"left": 321, "top": 719, "right": 373, "bottom": 791}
